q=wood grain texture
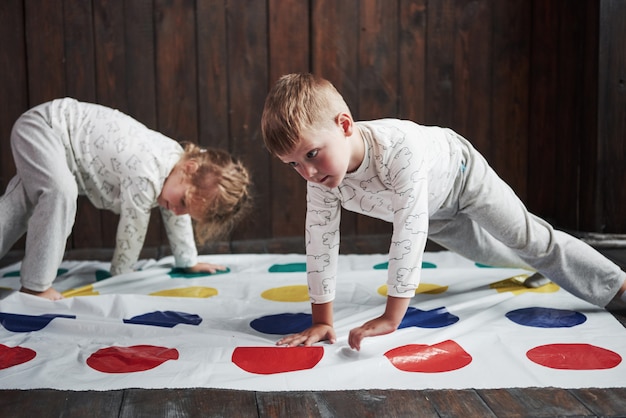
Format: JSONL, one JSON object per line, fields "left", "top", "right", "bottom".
{"left": 0, "top": 0, "right": 624, "bottom": 253}
{"left": 267, "top": 0, "right": 309, "bottom": 238}
{"left": 598, "top": 0, "right": 626, "bottom": 233}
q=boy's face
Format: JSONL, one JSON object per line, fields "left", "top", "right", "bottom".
{"left": 278, "top": 114, "right": 357, "bottom": 189}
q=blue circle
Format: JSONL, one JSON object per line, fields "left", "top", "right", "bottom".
{"left": 0, "top": 313, "right": 75, "bottom": 332}
{"left": 250, "top": 312, "right": 312, "bottom": 335}
{"left": 123, "top": 310, "right": 202, "bottom": 328}
{"left": 505, "top": 307, "right": 586, "bottom": 328}
{"left": 398, "top": 306, "right": 459, "bottom": 329}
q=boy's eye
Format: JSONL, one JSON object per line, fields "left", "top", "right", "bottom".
{"left": 306, "top": 149, "right": 318, "bottom": 159}
{"left": 288, "top": 162, "right": 298, "bottom": 167}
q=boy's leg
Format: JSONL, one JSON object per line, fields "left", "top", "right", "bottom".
{"left": 456, "top": 140, "right": 625, "bottom": 307}
{"left": 429, "top": 214, "right": 532, "bottom": 270}
{"left": 0, "top": 176, "right": 31, "bottom": 258}
{"left": 10, "top": 109, "right": 78, "bottom": 292}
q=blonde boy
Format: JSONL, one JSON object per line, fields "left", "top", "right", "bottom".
{"left": 261, "top": 73, "right": 626, "bottom": 351}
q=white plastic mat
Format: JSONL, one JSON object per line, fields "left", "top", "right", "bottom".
{"left": 0, "top": 252, "right": 624, "bottom": 391}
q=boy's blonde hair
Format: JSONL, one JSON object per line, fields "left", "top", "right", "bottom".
{"left": 180, "top": 143, "right": 252, "bottom": 243}
{"left": 261, "top": 73, "right": 351, "bottom": 156}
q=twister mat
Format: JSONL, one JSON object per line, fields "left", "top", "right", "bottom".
{"left": 0, "top": 252, "right": 624, "bottom": 391}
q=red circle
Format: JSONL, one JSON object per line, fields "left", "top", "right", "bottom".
{"left": 232, "top": 346, "right": 324, "bottom": 374}
{"left": 87, "top": 345, "right": 179, "bottom": 373}
{"left": 0, "top": 344, "right": 36, "bottom": 370}
{"left": 527, "top": 343, "right": 622, "bottom": 370}
{"left": 384, "top": 340, "right": 472, "bottom": 373}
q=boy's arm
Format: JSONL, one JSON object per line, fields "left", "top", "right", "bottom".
{"left": 276, "top": 301, "right": 336, "bottom": 346}
{"left": 348, "top": 296, "right": 410, "bottom": 351}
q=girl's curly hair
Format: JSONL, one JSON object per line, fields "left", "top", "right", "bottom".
{"left": 180, "top": 143, "right": 252, "bottom": 244}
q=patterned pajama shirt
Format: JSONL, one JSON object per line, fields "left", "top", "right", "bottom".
{"left": 0, "top": 98, "right": 197, "bottom": 291}
{"left": 305, "top": 119, "right": 625, "bottom": 307}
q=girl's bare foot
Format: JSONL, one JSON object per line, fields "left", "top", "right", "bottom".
{"left": 20, "top": 287, "right": 63, "bottom": 301}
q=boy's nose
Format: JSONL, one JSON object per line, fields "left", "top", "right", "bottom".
{"left": 302, "top": 164, "right": 317, "bottom": 180}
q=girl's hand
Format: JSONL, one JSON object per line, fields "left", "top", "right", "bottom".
{"left": 185, "top": 262, "right": 227, "bottom": 274}
{"left": 276, "top": 324, "right": 336, "bottom": 347}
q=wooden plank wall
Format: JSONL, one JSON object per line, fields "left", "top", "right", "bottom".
{"left": 598, "top": 0, "right": 626, "bottom": 233}
{"left": 0, "top": 0, "right": 623, "bottom": 254}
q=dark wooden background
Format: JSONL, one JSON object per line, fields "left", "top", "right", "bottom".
{"left": 0, "top": 0, "right": 624, "bottom": 254}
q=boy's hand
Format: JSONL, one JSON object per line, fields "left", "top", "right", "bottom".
{"left": 185, "top": 262, "right": 227, "bottom": 274}
{"left": 348, "top": 316, "right": 399, "bottom": 351}
{"left": 276, "top": 324, "right": 337, "bottom": 347}
{"left": 348, "top": 296, "right": 410, "bottom": 351}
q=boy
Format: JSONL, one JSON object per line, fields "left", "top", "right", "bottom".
{"left": 261, "top": 73, "right": 626, "bottom": 351}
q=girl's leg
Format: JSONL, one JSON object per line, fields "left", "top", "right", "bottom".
{"left": 0, "top": 176, "right": 31, "bottom": 258}
{"left": 10, "top": 107, "right": 78, "bottom": 293}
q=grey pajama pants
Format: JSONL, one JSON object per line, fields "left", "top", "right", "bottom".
{"left": 428, "top": 133, "right": 625, "bottom": 307}
{"left": 0, "top": 104, "right": 78, "bottom": 292}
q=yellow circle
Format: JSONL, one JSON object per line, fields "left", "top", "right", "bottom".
{"left": 62, "top": 285, "right": 100, "bottom": 298}
{"left": 490, "top": 276, "right": 560, "bottom": 295}
{"left": 150, "top": 286, "right": 218, "bottom": 298}
{"left": 377, "top": 283, "right": 448, "bottom": 297}
{"left": 261, "top": 285, "right": 309, "bottom": 302}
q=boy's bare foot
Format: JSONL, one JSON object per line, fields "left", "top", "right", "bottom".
{"left": 20, "top": 287, "right": 64, "bottom": 301}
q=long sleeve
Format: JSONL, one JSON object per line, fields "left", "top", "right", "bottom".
{"left": 334, "top": 120, "right": 461, "bottom": 298}
{"left": 110, "top": 190, "right": 153, "bottom": 275}
{"left": 305, "top": 183, "right": 342, "bottom": 303}
{"left": 51, "top": 98, "right": 188, "bottom": 275}
{"left": 160, "top": 208, "right": 198, "bottom": 268}
{"left": 384, "top": 141, "right": 429, "bottom": 297}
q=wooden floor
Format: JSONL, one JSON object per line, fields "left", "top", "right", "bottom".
{"left": 1, "top": 235, "right": 625, "bottom": 417}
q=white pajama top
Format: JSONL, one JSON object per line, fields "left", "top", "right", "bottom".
{"left": 48, "top": 98, "right": 198, "bottom": 274}
{"left": 305, "top": 119, "right": 463, "bottom": 303}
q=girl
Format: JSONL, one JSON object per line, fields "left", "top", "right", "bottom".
{"left": 0, "top": 98, "right": 251, "bottom": 300}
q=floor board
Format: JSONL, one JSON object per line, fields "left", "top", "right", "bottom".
{"left": 479, "top": 388, "right": 595, "bottom": 417}
{"left": 119, "top": 388, "right": 258, "bottom": 418}
{"left": 570, "top": 388, "right": 626, "bottom": 417}
{"left": 425, "top": 389, "right": 497, "bottom": 417}
{"left": 0, "top": 389, "right": 124, "bottom": 418}
{"left": 0, "top": 236, "right": 625, "bottom": 417}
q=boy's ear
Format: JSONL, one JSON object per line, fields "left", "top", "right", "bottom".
{"left": 336, "top": 113, "right": 354, "bottom": 137}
